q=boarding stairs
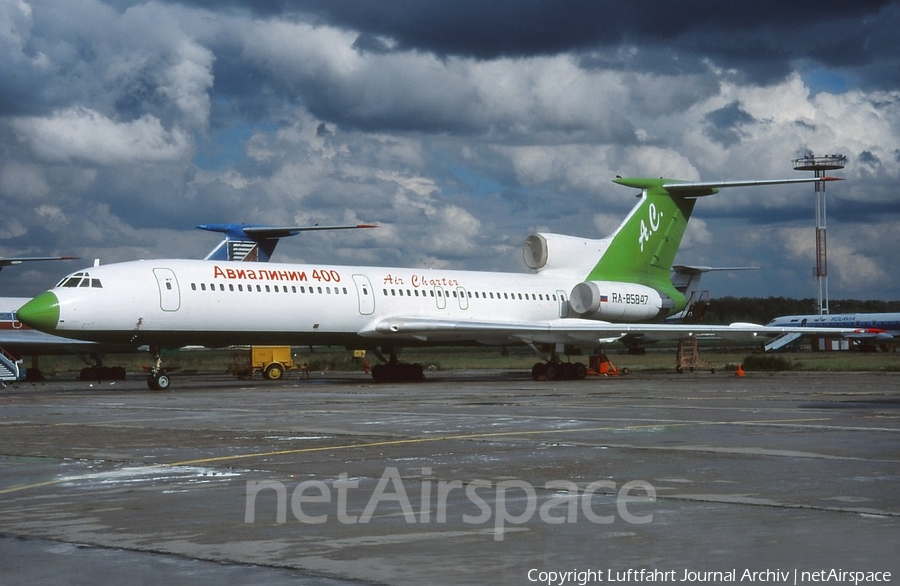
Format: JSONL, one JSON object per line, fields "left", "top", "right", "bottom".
{"left": 672, "top": 291, "right": 717, "bottom": 373}
{"left": 0, "top": 346, "right": 22, "bottom": 382}
{"left": 764, "top": 332, "right": 803, "bottom": 353}
{"left": 680, "top": 290, "right": 710, "bottom": 324}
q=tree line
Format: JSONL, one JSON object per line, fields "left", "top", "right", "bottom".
{"left": 701, "top": 297, "right": 900, "bottom": 325}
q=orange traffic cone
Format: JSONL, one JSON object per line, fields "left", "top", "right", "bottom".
{"left": 735, "top": 364, "right": 745, "bottom": 377}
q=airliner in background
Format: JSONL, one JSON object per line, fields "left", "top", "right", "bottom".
{"left": 765, "top": 312, "right": 899, "bottom": 352}
{"left": 1, "top": 223, "right": 374, "bottom": 381}
{"left": 18, "top": 176, "right": 860, "bottom": 389}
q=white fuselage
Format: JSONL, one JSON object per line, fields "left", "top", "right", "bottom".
{"left": 47, "top": 259, "right": 591, "bottom": 348}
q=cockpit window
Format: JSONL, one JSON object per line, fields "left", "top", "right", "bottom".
{"left": 57, "top": 272, "right": 84, "bottom": 287}
{"left": 56, "top": 272, "right": 102, "bottom": 288}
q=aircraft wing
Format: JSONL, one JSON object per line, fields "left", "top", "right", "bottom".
{"left": 358, "top": 317, "right": 859, "bottom": 346}
{"left": 0, "top": 256, "right": 78, "bottom": 268}
{"left": 843, "top": 329, "right": 895, "bottom": 341}
{"left": 0, "top": 327, "right": 139, "bottom": 356}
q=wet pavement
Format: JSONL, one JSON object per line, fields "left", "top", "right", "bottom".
{"left": 1, "top": 370, "right": 898, "bottom": 585}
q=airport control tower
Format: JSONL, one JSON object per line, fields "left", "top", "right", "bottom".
{"left": 792, "top": 153, "right": 847, "bottom": 315}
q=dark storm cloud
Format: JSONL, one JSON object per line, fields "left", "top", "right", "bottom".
{"left": 704, "top": 101, "right": 755, "bottom": 146}
{"left": 169, "top": 0, "right": 898, "bottom": 88}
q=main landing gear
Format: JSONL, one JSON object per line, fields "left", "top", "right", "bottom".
{"left": 530, "top": 360, "right": 587, "bottom": 381}
{"left": 370, "top": 347, "right": 424, "bottom": 383}
{"left": 77, "top": 353, "right": 127, "bottom": 382}
{"left": 530, "top": 346, "right": 587, "bottom": 381}
{"left": 147, "top": 346, "right": 171, "bottom": 391}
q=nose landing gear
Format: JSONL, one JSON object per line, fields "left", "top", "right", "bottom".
{"left": 147, "top": 346, "right": 171, "bottom": 390}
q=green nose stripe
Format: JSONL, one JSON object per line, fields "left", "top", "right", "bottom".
{"left": 17, "top": 291, "right": 61, "bottom": 332}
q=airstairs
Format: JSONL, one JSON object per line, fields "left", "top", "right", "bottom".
{"left": 764, "top": 332, "right": 803, "bottom": 353}
{"left": 0, "top": 347, "right": 22, "bottom": 382}
{"left": 674, "top": 291, "right": 716, "bottom": 373}
{"left": 680, "top": 290, "right": 710, "bottom": 324}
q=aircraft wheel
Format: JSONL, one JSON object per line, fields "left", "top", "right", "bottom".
{"left": 573, "top": 362, "right": 587, "bottom": 380}
{"left": 370, "top": 361, "right": 425, "bottom": 383}
{"left": 531, "top": 362, "right": 546, "bottom": 380}
{"left": 264, "top": 363, "right": 284, "bottom": 380}
{"left": 545, "top": 363, "right": 562, "bottom": 381}
{"left": 407, "top": 363, "right": 424, "bottom": 380}
{"left": 147, "top": 373, "right": 170, "bottom": 391}
{"left": 562, "top": 363, "right": 576, "bottom": 380}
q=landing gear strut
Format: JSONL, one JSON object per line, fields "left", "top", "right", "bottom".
{"left": 370, "top": 347, "right": 424, "bottom": 383}
{"left": 147, "top": 346, "right": 171, "bottom": 390}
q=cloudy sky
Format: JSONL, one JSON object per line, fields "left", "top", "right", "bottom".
{"left": 1, "top": 0, "right": 898, "bottom": 303}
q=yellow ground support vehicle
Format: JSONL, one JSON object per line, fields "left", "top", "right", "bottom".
{"left": 253, "top": 346, "right": 295, "bottom": 380}
{"left": 231, "top": 346, "right": 296, "bottom": 380}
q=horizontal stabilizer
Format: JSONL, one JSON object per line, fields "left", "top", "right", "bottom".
{"left": 197, "top": 223, "right": 377, "bottom": 240}
{"left": 672, "top": 265, "right": 760, "bottom": 274}
{"left": 614, "top": 176, "right": 841, "bottom": 197}
{"left": 198, "top": 223, "right": 377, "bottom": 262}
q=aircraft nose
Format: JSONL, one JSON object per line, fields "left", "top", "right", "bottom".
{"left": 17, "top": 291, "right": 61, "bottom": 333}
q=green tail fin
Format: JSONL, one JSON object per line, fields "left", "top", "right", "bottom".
{"left": 583, "top": 175, "right": 840, "bottom": 312}
{"left": 585, "top": 178, "right": 710, "bottom": 303}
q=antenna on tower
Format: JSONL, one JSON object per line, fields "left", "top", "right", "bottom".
{"left": 792, "top": 153, "right": 847, "bottom": 315}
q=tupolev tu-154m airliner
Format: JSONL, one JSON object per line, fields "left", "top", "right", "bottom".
{"left": 17, "top": 176, "right": 860, "bottom": 389}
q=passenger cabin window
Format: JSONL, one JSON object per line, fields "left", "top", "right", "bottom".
{"left": 187, "top": 280, "right": 353, "bottom": 297}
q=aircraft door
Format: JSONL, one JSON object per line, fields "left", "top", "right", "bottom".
{"left": 556, "top": 290, "right": 569, "bottom": 318}
{"left": 153, "top": 268, "right": 181, "bottom": 312}
{"left": 457, "top": 286, "right": 469, "bottom": 310}
{"left": 434, "top": 286, "right": 447, "bottom": 310}
{"left": 352, "top": 274, "right": 375, "bottom": 315}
